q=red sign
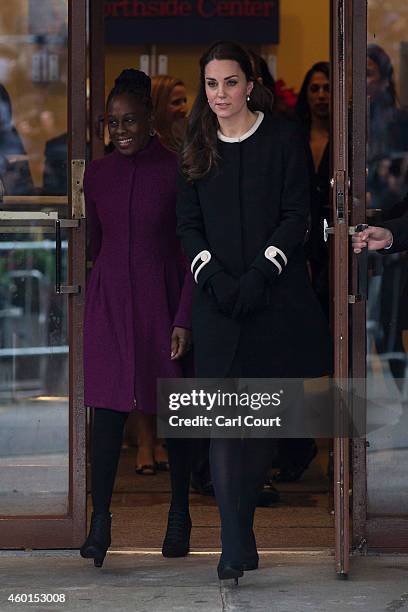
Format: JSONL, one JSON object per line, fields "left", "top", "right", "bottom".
{"left": 105, "top": 0, "right": 279, "bottom": 44}
{"left": 105, "top": 0, "right": 275, "bottom": 18}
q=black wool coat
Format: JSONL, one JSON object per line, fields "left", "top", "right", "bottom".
{"left": 176, "top": 112, "right": 332, "bottom": 378}
{"left": 382, "top": 193, "right": 408, "bottom": 253}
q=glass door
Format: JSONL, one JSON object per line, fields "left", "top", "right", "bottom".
{"left": 0, "top": 0, "right": 87, "bottom": 548}
{"left": 351, "top": 0, "right": 408, "bottom": 551}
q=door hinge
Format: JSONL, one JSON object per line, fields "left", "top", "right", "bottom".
{"left": 71, "top": 159, "right": 85, "bottom": 219}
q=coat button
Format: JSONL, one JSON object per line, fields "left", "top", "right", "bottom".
{"left": 201, "top": 253, "right": 209, "bottom": 262}
{"left": 267, "top": 247, "right": 277, "bottom": 258}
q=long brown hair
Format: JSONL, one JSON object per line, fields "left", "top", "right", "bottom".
{"left": 151, "top": 75, "right": 185, "bottom": 151}
{"left": 181, "top": 41, "right": 273, "bottom": 181}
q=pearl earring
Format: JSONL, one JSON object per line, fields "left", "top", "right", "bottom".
{"left": 247, "top": 95, "right": 250, "bottom": 102}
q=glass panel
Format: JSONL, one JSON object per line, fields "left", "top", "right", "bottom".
{"left": 0, "top": 0, "right": 68, "bottom": 216}
{"left": 0, "top": 221, "right": 69, "bottom": 515}
{"left": 366, "top": 1, "right": 408, "bottom": 515}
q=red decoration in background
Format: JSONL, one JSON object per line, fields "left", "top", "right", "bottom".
{"left": 275, "top": 79, "right": 297, "bottom": 109}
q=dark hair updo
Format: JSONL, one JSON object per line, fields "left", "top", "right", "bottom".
{"left": 106, "top": 68, "right": 153, "bottom": 113}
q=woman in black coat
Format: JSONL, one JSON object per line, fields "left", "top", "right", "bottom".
{"left": 176, "top": 41, "right": 331, "bottom": 583}
{"left": 295, "top": 62, "right": 330, "bottom": 318}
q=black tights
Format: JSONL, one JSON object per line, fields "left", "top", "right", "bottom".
{"left": 91, "top": 408, "right": 128, "bottom": 515}
{"left": 210, "top": 437, "right": 273, "bottom": 562}
{"left": 208, "top": 336, "right": 277, "bottom": 563}
{"left": 165, "top": 438, "right": 194, "bottom": 514}
{"left": 91, "top": 408, "right": 193, "bottom": 516}
{"left": 91, "top": 408, "right": 271, "bottom": 562}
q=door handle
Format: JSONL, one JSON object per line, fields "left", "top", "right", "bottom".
{"left": 322, "top": 220, "right": 369, "bottom": 303}
{"left": 354, "top": 224, "right": 368, "bottom": 302}
{"left": 323, "top": 220, "right": 365, "bottom": 241}
{"left": 0, "top": 211, "right": 81, "bottom": 295}
{"left": 349, "top": 224, "right": 368, "bottom": 303}
{"left": 55, "top": 218, "right": 81, "bottom": 295}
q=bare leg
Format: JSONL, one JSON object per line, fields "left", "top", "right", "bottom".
{"left": 134, "top": 410, "right": 155, "bottom": 473}
{"left": 154, "top": 436, "right": 169, "bottom": 467}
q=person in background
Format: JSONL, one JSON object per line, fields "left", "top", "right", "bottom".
{"left": 42, "top": 133, "right": 67, "bottom": 195}
{"left": 366, "top": 45, "right": 408, "bottom": 381}
{"left": 0, "top": 83, "right": 34, "bottom": 195}
{"left": 247, "top": 50, "right": 276, "bottom": 95}
{"left": 177, "top": 41, "right": 331, "bottom": 583}
{"left": 151, "top": 75, "right": 188, "bottom": 152}
{"left": 269, "top": 62, "right": 331, "bottom": 485}
{"left": 80, "top": 69, "right": 193, "bottom": 568}
{"left": 352, "top": 196, "right": 408, "bottom": 255}
{"left": 125, "top": 75, "right": 189, "bottom": 475}
{"left": 367, "top": 44, "right": 408, "bottom": 211}
{"left": 247, "top": 50, "right": 296, "bottom": 118}
{"left": 352, "top": 224, "right": 395, "bottom": 253}
{"left": 295, "top": 61, "right": 330, "bottom": 317}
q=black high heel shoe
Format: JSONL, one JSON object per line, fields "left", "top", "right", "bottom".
{"left": 217, "top": 557, "right": 244, "bottom": 584}
{"left": 162, "top": 510, "right": 192, "bottom": 558}
{"left": 80, "top": 512, "right": 112, "bottom": 568}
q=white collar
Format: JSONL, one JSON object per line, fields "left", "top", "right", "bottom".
{"left": 217, "top": 111, "right": 264, "bottom": 143}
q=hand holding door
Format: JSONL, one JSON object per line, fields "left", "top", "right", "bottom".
{"left": 351, "top": 225, "right": 393, "bottom": 253}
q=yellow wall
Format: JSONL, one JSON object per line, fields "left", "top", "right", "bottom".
{"left": 267, "top": 0, "right": 330, "bottom": 91}
{"left": 105, "top": 0, "right": 330, "bottom": 103}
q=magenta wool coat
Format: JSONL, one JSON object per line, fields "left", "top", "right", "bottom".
{"left": 83, "top": 136, "right": 193, "bottom": 413}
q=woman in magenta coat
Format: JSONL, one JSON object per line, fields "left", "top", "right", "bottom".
{"left": 80, "top": 69, "right": 193, "bottom": 568}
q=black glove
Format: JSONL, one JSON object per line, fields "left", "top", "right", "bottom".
{"left": 232, "top": 268, "right": 266, "bottom": 319}
{"left": 206, "top": 271, "right": 239, "bottom": 316}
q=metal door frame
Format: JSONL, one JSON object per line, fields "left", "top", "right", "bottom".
{"left": 0, "top": 0, "right": 87, "bottom": 548}
{"left": 350, "top": 0, "right": 368, "bottom": 554}
{"left": 350, "top": 0, "right": 408, "bottom": 553}
{"left": 331, "top": 0, "right": 351, "bottom": 576}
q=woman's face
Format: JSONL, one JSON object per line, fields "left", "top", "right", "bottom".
{"left": 107, "top": 93, "right": 151, "bottom": 156}
{"left": 367, "top": 57, "right": 383, "bottom": 98}
{"left": 166, "top": 84, "right": 187, "bottom": 124}
{"left": 307, "top": 71, "right": 330, "bottom": 120}
{"left": 204, "top": 59, "right": 253, "bottom": 121}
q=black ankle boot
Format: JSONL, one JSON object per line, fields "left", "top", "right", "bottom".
{"left": 162, "top": 510, "right": 192, "bottom": 558}
{"left": 240, "top": 528, "right": 259, "bottom": 571}
{"left": 217, "top": 555, "right": 244, "bottom": 583}
{"left": 80, "top": 512, "right": 112, "bottom": 568}
{"left": 218, "top": 528, "right": 244, "bottom": 583}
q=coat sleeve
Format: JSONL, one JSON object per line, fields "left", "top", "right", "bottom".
{"left": 176, "top": 170, "right": 223, "bottom": 288}
{"left": 380, "top": 195, "right": 408, "bottom": 253}
{"left": 251, "top": 124, "right": 310, "bottom": 283}
{"left": 84, "top": 164, "right": 102, "bottom": 264}
{"left": 173, "top": 261, "right": 193, "bottom": 329}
